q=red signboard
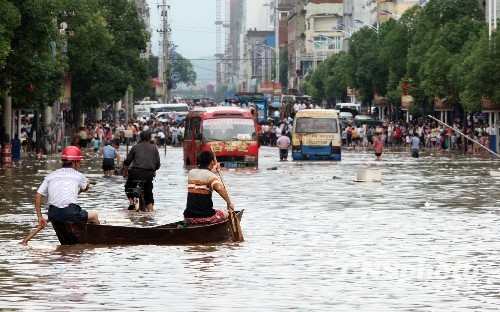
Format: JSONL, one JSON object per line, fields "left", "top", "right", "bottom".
{"left": 259, "top": 82, "right": 273, "bottom": 94}
{"left": 273, "top": 82, "right": 282, "bottom": 96}
{"left": 481, "top": 98, "right": 500, "bottom": 112}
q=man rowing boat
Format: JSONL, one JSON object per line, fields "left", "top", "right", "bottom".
{"left": 35, "top": 146, "right": 100, "bottom": 229}
{"left": 183, "top": 150, "right": 233, "bottom": 224}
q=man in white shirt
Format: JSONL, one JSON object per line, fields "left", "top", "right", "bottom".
{"left": 293, "top": 102, "right": 301, "bottom": 114}
{"left": 276, "top": 132, "right": 291, "bottom": 161}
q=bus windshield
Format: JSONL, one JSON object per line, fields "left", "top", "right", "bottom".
{"left": 203, "top": 118, "right": 256, "bottom": 141}
{"left": 295, "top": 118, "right": 339, "bottom": 133}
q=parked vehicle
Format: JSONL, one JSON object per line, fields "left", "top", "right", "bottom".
{"left": 183, "top": 107, "right": 259, "bottom": 168}
{"left": 339, "top": 112, "right": 354, "bottom": 123}
{"left": 292, "top": 109, "right": 342, "bottom": 161}
{"left": 134, "top": 100, "right": 157, "bottom": 120}
{"left": 354, "top": 115, "right": 384, "bottom": 127}
{"left": 151, "top": 103, "right": 190, "bottom": 121}
{"left": 234, "top": 92, "right": 267, "bottom": 123}
{"left": 333, "top": 103, "right": 361, "bottom": 114}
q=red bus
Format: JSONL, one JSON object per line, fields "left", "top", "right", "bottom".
{"left": 182, "top": 107, "right": 259, "bottom": 168}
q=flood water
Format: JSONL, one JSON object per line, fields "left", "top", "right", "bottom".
{"left": 0, "top": 145, "right": 499, "bottom": 311}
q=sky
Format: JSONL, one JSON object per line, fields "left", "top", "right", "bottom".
{"left": 148, "top": 0, "right": 218, "bottom": 59}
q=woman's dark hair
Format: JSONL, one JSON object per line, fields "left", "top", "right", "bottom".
{"left": 197, "top": 150, "right": 215, "bottom": 168}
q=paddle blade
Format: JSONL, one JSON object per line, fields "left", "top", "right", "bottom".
{"left": 228, "top": 210, "right": 244, "bottom": 242}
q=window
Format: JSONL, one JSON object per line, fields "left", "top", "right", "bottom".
{"left": 202, "top": 118, "right": 256, "bottom": 141}
{"left": 295, "top": 118, "right": 339, "bottom": 133}
{"left": 313, "top": 36, "right": 341, "bottom": 51}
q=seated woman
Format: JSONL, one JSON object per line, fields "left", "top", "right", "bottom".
{"left": 183, "top": 150, "right": 233, "bottom": 225}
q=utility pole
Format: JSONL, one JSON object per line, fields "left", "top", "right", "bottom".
{"left": 158, "top": 0, "right": 170, "bottom": 102}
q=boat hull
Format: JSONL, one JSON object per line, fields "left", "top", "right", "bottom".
{"left": 51, "top": 210, "right": 244, "bottom": 245}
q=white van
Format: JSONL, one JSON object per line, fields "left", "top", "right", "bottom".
{"left": 339, "top": 111, "right": 354, "bottom": 123}
{"left": 333, "top": 103, "right": 361, "bottom": 113}
{"left": 151, "top": 103, "right": 190, "bottom": 121}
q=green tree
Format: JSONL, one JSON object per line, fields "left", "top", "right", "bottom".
{"left": 457, "top": 29, "right": 500, "bottom": 111}
{"left": 1, "top": 0, "right": 67, "bottom": 109}
{"left": 407, "top": 0, "right": 483, "bottom": 113}
{"left": 0, "top": 1, "right": 20, "bottom": 73}
{"left": 61, "top": 0, "right": 149, "bottom": 124}
{"left": 348, "top": 27, "right": 386, "bottom": 106}
{"left": 168, "top": 53, "right": 197, "bottom": 90}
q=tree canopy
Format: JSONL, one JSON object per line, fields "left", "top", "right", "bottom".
{"left": 302, "top": 0, "right": 499, "bottom": 116}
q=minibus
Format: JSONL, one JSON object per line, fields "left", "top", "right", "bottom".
{"left": 291, "top": 109, "right": 342, "bottom": 160}
{"left": 183, "top": 107, "right": 259, "bottom": 168}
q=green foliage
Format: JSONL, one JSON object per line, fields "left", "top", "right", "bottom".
{"left": 407, "top": 0, "right": 484, "bottom": 112}
{"left": 1, "top": 0, "right": 66, "bottom": 108}
{"left": 457, "top": 29, "right": 500, "bottom": 112}
{"left": 66, "top": 0, "right": 150, "bottom": 109}
{"left": 170, "top": 53, "right": 197, "bottom": 88}
{"left": 0, "top": 0, "right": 20, "bottom": 71}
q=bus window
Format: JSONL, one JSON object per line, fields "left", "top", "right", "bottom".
{"left": 194, "top": 118, "right": 201, "bottom": 137}
{"left": 295, "top": 118, "right": 339, "bottom": 133}
{"left": 184, "top": 119, "right": 192, "bottom": 140}
{"left": 202, "top": 118, "right": 255, "bottom": 141}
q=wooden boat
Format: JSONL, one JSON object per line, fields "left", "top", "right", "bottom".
{"left": 51, "top": 210, "right": 244, "bottom": 245}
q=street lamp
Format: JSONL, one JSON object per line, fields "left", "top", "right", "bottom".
{"left": 338, "top": 22, "right": 358, "bottom": 33}
{"left": 380, "top": 9, "right": 401, "bottom": 20}
{"left": 307, "top": 40, "right": 319, "bottom": 70}
{"left": 255, "top": 45, "right": 277, "bottom": 83}
{"left": 331, "top": 26, "right": 351, "bottom": 39}
{"left": 317, "top": 34, "right": 341, "bottom": 54}
{"left": 353, "top": 19, "right": 379, "bottom": 33}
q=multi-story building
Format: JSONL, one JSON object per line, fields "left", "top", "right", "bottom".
{"left": 135, "top": 0, "right": 152, "bottom": 59}
{"left": 232, "top": 0, "right": 277, "bottom": 92}
{"left": 282, "top": 0, "right": 344, "bottom": 94}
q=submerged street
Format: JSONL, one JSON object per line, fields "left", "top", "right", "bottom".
{"left": 0, "top": 146, "right": 499, "bottom": 310}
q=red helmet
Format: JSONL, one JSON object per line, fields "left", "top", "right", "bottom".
{"left": 61, "top": 146, "right": 83, "bottom": 161}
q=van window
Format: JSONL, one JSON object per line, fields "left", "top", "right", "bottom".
{"left": 185, "top": 119, "right": 192, "bottom": 139}
{"left": 295, "top": 118, "right": 339, "bottom": 133}
{"left": 202, "top": 118, "right": 255, "bottom": 141}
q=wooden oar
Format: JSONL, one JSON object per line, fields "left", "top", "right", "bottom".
{"left": 427, "top": 115, "right": 500, "bottom": 159}
{"left": 212, "top": 153, "right": 244, "bottom": 242}
{"left": 19, "top": 224, "right": 45, "bottom": 245}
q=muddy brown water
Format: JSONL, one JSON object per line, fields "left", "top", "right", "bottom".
{"left": 0, "top": 146, "right": 499, "bottom": 311}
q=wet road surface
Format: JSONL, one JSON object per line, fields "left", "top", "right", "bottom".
{"left": 0, "top": 145, "right": 499, "bottom": 311}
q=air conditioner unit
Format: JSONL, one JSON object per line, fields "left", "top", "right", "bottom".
{"left": 255, "top": 40, "right": 261, "bottom": 45}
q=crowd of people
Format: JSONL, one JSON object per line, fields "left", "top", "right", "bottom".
{"left": 31, "top": 100, "right": 498, "bottom": 232}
